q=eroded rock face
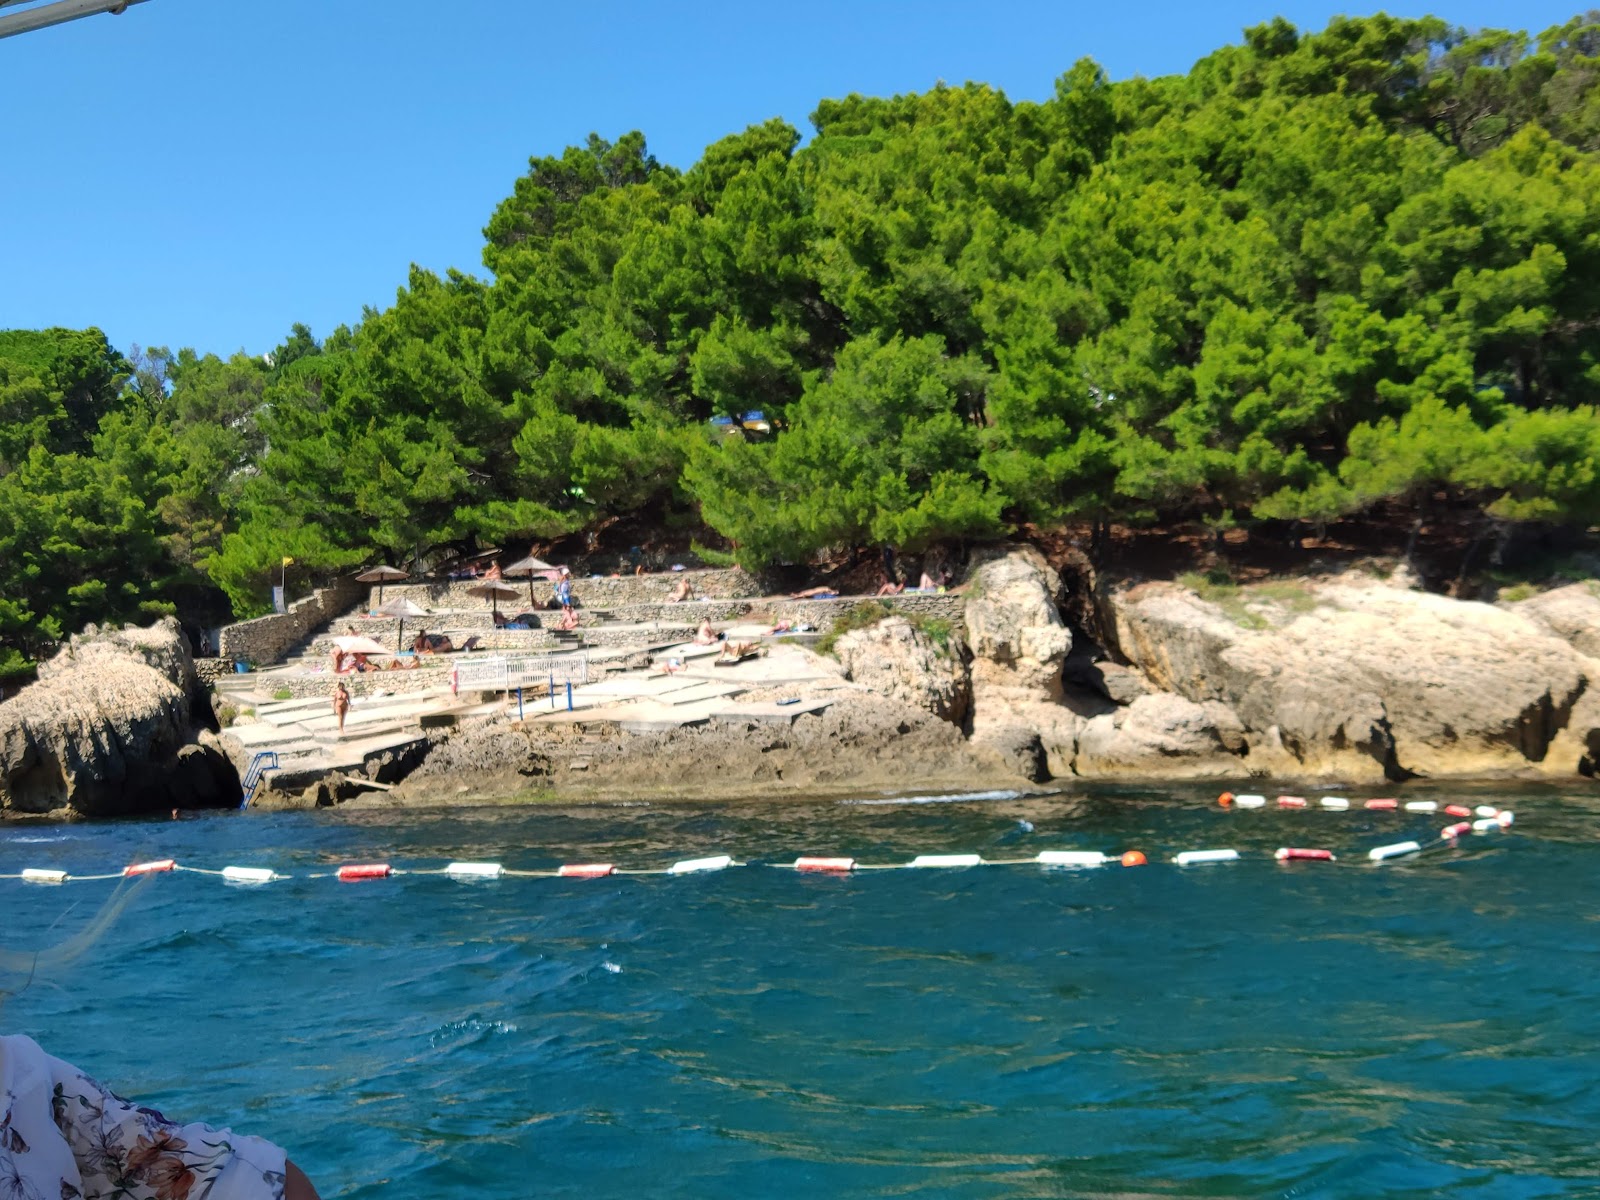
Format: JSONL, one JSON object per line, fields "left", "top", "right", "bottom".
{"left": 833, "top": 617, "right": 970, "bottom": 725}
{"left": 966, "top": 549, "right": 1080, "bottom": 773}
{"left": 1074, "top": 694, "right": 1247, "bottom": 779}
{"left": 0, "top": 619, "right": 238, "bottom": 817}
{"left": 1506, "top": 583, "right": 1600, "bottom": 659}
{"left": 1107, "top": 576, "right": 1589, "bottom": 781}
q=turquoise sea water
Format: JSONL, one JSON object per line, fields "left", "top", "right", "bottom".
{"left": 2, "top": 784, "right": 1597, "bottom": 1198}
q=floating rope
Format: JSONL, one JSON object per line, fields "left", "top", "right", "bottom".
{"left": 0, "top": 810, "right": 1515, "bottom": 887}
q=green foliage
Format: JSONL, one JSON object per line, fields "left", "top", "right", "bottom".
{"left": 14, "top": 13, "right": 1600, "bottom": 661}
{"left": 688, "top": 540, "right": 738, "bottom": 568}
{"left": 814, "top": 600, "right": 893, "bottom": 656}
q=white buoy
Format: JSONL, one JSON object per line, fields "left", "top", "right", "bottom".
{"left": 1233, "top": 794, "right": 1267, "bottom": 808}
{"left": 21, "top": 868, "right": 67, "bottom": 884}
{"left": 1036, "top": 850, "right": 1108, "bottom": 868}
{"left": 1472, "top": 817, "right": 1501, "bottom": 833}
{"left": 446, "top": 862, "right": 504, "bottom": 879}
{"left": 1319, "top": 797, "right": 1351, "bottom": 810}
{"left": 1173, "top": 849, "right": 1239, "bottom": 866}
{"left": 1497, "top": 810, "right": 1515, "bottom": 828}
{"left": 221, "top": 866, "right": 276, "bottom": 884}
{"left": 908, "top": 853, "right": 984, "bottom": 869}
{"left": 668, "top": 855, "right": 733, "bottom": 874}
{"left": 1368, "top": 841, "right": 1421, "bottom": 862}
{"left": 1475, "top": 805, "right": 1500, "bottom": 818}
{"left": 1404, "top": 800, "right": 1438, "bottom": 813}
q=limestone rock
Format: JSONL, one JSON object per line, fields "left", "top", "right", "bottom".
{"left": 1074, "top": 694, "right": 1248, "bottom": 779}
{"left": 966, "top": 549, "right": 1080, "bottom": 774}
{"left": 1106, "top": 576, "right": 1588, "bottom": 781}
{"left": 1506, "top": 583, "right": 1600, "bottom": 659}
{"left": 0, "top": 618, "right": 237, "bottom": 817}
{"left": 833, "top": 616, "right": 970, "bottom": 724}
{"left": 1064, "top": 657, "right": 1153, "bottom": 706}
{"left": 408, "top": 722, "right": 550, "bottom": 782}
{"left": 969, "top": 724, "right": 1049, "bottom": 783}
{"left": 965, "top": 547, "right": 1071, "bottom": 672}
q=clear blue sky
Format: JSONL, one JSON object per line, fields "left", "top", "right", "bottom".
{"left": 0, "top": 0, "right": 1582, "bottom": 357}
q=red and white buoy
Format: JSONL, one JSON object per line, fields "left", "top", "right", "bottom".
{"left": 1364, "top": 798, "right": 1399, "bottom": 811}
{"left": 794, "top": 857, "right": 856, "bottom": 873}
{"left": 124, "top": 859, "right": 175, "bottom": 876}
{"left": 558, "top": 863, "right": 615, "bottom": 878}
{"left": 1276, "top": 795, "right": 1308, "bottom": 809}
{"left": 337, "top": 863, "right": 392, "bottom": 882}
{"left": 1274, "top": 847, "right": 1335, "bottom": 862}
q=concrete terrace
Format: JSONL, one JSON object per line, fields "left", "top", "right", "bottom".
{"left": 211, "top": 566, "right": 965, "bottom": 794}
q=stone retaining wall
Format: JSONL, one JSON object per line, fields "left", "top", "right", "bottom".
{"left": 218, "top": 577, "right": 366, "bottom": 666}
{"left": 360, "top": 566, "right": 762, "bottom": 612}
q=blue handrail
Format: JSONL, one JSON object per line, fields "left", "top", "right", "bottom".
{"left": 240, "top": 751, "right": 280, "bottom": 809}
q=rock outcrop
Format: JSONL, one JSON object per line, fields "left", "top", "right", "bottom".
{"left": 965, "top": 548, "right": 1080, "bottom": 772}
{"left": 1105, "top": 575, "right": 1591, "bottom": 781}
{"left": 833, "top": 616, "right": 970, "bottom": 724}
{"left": 1074, "top": 693, "right": 1248, "bottom": 779}
{"left": 0, "top": 619, "right": 238, "bottom": 818}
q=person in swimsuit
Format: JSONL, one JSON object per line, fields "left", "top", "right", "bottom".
{"left": 331, "top": 682, "right": 350, "bottom": 733}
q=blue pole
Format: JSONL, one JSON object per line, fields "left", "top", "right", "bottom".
{"left": 517, "top": 687, "right": 524, "bottom": 721}
{"left": 566, "top": 680, "right": 573, "bottom": 711}
{"left": 549, "top": 671, "right": 555, "bottom": 708}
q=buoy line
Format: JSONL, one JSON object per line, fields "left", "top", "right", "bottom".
{"left": 1218, "top": 792, "right": 1505, "bottom": 820}
{"left": 0, "top": 812, "right": 1515, "bottom": 887}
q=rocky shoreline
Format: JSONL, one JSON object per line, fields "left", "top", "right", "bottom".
{"left": 6, "top": 547, "right": 1600, "bottom": 821}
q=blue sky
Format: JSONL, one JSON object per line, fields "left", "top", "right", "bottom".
{"left": 0, "top": 0, "right": 1583, "bottom": 357}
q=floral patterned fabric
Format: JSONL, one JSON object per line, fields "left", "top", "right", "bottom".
{"left": 0, "top": 1035, "right": 286, "bottom": 1200}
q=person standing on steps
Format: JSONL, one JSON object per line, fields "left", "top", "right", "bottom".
{"left": 331, "top": 682, "right": 350, "bottom": 734}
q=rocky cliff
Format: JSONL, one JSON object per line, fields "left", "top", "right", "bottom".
{"left": 848, "top": 549, "right": 1600, "bottom": 785}
{"left": 0, "top": 619, "right": 240, "bottom": 818}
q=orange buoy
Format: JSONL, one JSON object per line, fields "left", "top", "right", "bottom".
{"left": 1444, "top": 804, "right": 1472, "bottom": 818}
{"left": 558, "top": 863, "right": 615, "bottom": 878}
{"left": 124, "top": 859, "right": 175, "bottom": 876}
{"left": 1440, "top": 821, "right": 1472, "bottom": 840}
{"left": 1364, "top": 798, "right": 1398, "bottom": 811}
{"left": 1274, "top": 847, "right": 1335, "bottom": 862}
{"left": 337, "top": 863, "right": 392, "bottom": 882}
{"left": 1277, "top": 796, "right": 1308, "bottom": 808}
{"left": 1217, "top": 791, "right": 1234, "bottom": 808}
{"left": 1120, "top": 850, "right": 1147, "bottom": 867}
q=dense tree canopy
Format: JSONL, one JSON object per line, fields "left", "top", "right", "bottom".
{"left": 5, "top": 12, "right": 1600, "bottom": 667}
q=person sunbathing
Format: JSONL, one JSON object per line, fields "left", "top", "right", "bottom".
{"left": 669, "top": 577, "right": 695, "bottom": 602}
{"left": 693, "top": 618, "right": 719, "bottom": 646}
{"left": 557, "top": 605, "right": 580, "bottom": 631}
{"left": 412, "top": 631, "right": 454, "bottom": 654}
{"left": 719, "top": 639, "right": 761, "bottom": 660}
{"left": 789, "top": 586, "right": 838, "bottom": 599}
{"left": 484, "top": 560, "right": 503, "bottom": 581}
{"left": 876, "top": 573, "right": 905, "bottom": 596}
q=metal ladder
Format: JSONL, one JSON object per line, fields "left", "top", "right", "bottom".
{"left": 239, "top": 751, "right": 280, "bottom": 809}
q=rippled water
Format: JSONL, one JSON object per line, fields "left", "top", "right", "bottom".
{"left": 3, "top": 782, "right": 1598, "bottom": 1198}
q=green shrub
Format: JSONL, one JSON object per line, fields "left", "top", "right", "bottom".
{"left": 1498, "top": 582, "right": 1538, "bottom": 603}
{"left": 272, "top": 687, "right": 293, "bottom": 701}
{"left": 689, "top": 540, "right": 738, "bottom": 568}
{"left": 816, "top": 600, "right": 892, "bottom": 657}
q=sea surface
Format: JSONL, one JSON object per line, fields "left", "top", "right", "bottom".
{"left": 2, "top": 783, "right": 1598, "bottom": 1198}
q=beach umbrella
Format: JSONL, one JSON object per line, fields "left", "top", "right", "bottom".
{"left": 331, "top": 635, "right": 390, "bottom": 656}
{"left": 375, "top": 596, "right": 429, "bottom": 652}
{"left": 504, "top": 553, "right": 554, "bottom": 603}
{"left": 355, "top": 565, "right": 408, "bottom": 602}
{"left": 467, "top": 580, "right": 520, "bottom": 617}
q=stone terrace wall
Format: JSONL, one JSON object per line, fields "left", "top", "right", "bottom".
{"left": 360, "top": 566, "right": 763, "bottom": 613}
{"left": 218, "top": 577, "right": 365, "bottom": 666}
